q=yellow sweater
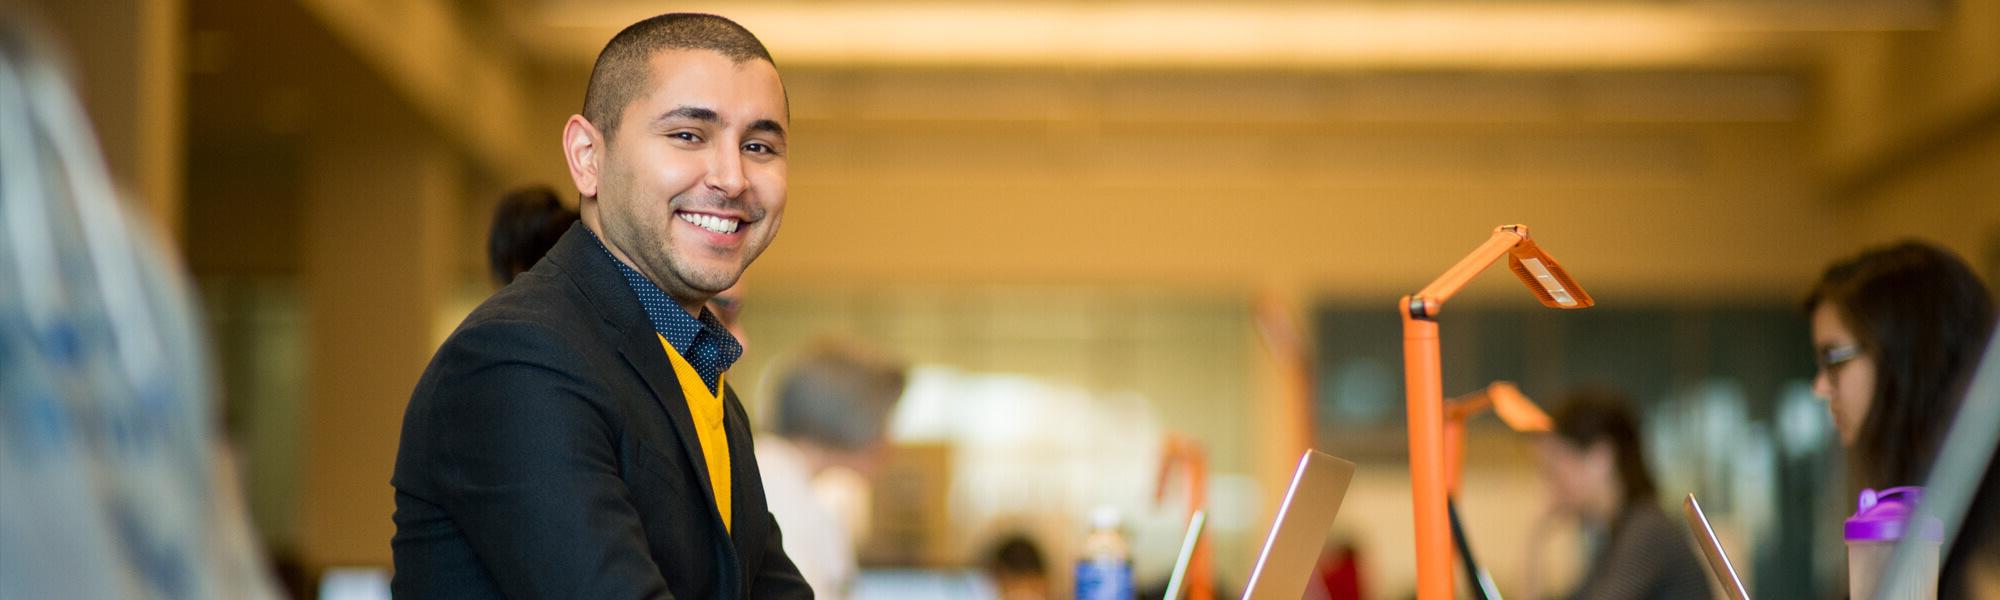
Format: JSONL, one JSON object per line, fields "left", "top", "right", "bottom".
{"left": 658, "top": 333, "right": 730, "bottom": 531}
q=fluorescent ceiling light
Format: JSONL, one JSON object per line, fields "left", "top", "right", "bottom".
{"left": 529, "top": 1, "right": 1936, "bottom": 69}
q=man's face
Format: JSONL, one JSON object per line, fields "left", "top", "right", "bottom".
{"left": 586, "top": 49, "right": 788, "bottom": 310}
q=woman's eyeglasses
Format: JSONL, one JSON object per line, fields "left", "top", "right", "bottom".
{"left": 1816, "top": 344, "right": 1863, "bottom": 373}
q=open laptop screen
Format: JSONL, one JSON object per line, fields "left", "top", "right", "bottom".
{"left": 1241, "top": 450, "right": 1356, "bottom": 600}
{"left": 1684, "top": 493, "right": 1753, "bottom": 600}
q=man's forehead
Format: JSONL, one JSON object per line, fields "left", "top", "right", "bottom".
{"left": 624, "top": 50, "right": 787, "bottom": 125}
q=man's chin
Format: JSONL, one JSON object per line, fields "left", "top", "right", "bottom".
{"left": 686, "top": 272, "right": 745, "bottom": 297}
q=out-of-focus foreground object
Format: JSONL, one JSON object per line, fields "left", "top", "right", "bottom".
{"left": 0, "top": 11, "right": 278, "bottom": 600}
{"left": 1154, "top": 434, "right": 1212, "bottom": 600}
{"left": 1879, "top": 324, "right": 2000, "bottom": 597}
{"left": 1401, "top": 225, "right": 1593, "bottom": 600}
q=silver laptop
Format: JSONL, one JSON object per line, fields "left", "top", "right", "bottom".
{"left": 1241, "top": 449, "right": 1358, "bottom": 600}
{"left": 1684, "top": 493, "right": 1752, "bottom": 600}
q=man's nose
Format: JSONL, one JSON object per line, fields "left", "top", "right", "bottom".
{"left": 705, "top": 146, "right": 748, "bottom": 198}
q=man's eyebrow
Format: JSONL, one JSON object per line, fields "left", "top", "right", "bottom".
{"left": 747, "top": 119, "right": 787, "bottom": 140}
{"left": 652, "top": 106, "right": 720, "bottom": 125}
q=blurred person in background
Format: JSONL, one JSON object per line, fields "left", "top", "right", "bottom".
{"left": 484, "top": 184, "right": 749, "bottom": 345}
{"left": 985, "top": 533, "right": 1053, "bottom": 600}
{"left": 758, "top": 339, "right": 908, "bottom": 599}
{"left": 486, "top": 184, "right": 579, "bottom": 286}
{"left": 710, "top": 279, "right": 747, "bottom": 349}
{"left": 391, "top": 12, "right": 810, "bottom": 598}
{"left": 1521, "top": 389, "right": 1708, "bottom": 600}
{"left": 1804, "top": 240, "right": 2000, "bottom": 597}
{"left": 484, "top": 182, "right": 747, "bottom": 434}
{"left": 0, "top": 14, "right": 278, "bottom": 599}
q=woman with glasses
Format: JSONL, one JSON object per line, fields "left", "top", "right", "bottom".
{"left": 1804, "top": 240, "right": 1998, "bottom": 598}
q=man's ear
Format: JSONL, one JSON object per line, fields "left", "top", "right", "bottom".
{"left": 563, "top": 115, "right": 602, "bottom": 199}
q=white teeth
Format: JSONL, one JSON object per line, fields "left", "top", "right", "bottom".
{"left": 678, "top": 212, "right": 739, "bottom": 234}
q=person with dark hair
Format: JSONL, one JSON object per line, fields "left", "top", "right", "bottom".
{"left": 1522, "top": 389, "right": 1708, "bottom": 600}
{"left": 756, "top": 339, "right": 907, "bottom": 599}
{"left": 486, "top": 184, "right": 578, "bottom": 286}
{"left": 392, "top": 12, "right": 808, "bottom": 599}
{"left": 1804, "top": 240, "right": 2000, "bottom": 598}
{"left": 986, "top": 534, "right": 1052, "bottom": 600}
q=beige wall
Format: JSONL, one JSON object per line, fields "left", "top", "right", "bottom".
{"left": 23, "top": 0, "right": 186, "bottom": 241}
{"left": 746, "top": 69, "right": 1836, "bottom": 304}
{"left": 1819, "top": 0, "right": 2000, "bottom": 272}
{"left": 297, "top": 130, "right": 462, "bottom": 567}
{"left": 1839, "top": 129, "right": 2000, "bottom": 276}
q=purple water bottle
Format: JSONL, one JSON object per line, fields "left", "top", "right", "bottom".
{"left": 1844, "top": 487, "right": 1944, "bottom": 599}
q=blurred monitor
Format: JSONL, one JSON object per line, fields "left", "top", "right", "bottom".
{"left": 852, "top": 568, "right": 1000, "bottom": 600}
{"left": 316, "top": 566, "right": 390, "bottom": 600}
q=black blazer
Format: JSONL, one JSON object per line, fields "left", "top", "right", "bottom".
{"left": 391, "top": 224, "right": 811, "bottom": 599}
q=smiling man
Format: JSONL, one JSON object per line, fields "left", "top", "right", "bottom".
{"left": 391, "top": 13, "right": 811, "bottom": 599}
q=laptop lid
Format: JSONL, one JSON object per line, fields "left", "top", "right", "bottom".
{"left": 1160, "top": 511, "right": 1206, "bottom": 600}
{"left": 1684, "top": 493, "right": 1753, "bottom": 600}
{"left": 1241, "top": 449, "right": 1357, "bottom": 600}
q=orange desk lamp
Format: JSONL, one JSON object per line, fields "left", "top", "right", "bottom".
{"left": 1155, "top": 434, "right": 1213, "bottom": 600}
{"left": 1443, "top": 381, "right": 1552, "bottom": 494}
{"left": 1402, "top": 225, "right": 1592, "bottom": 600}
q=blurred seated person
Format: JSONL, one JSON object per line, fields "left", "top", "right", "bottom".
{"left": 1804, "top": 240, "right": 1999, "bottom": 597}
{"left": 1522, "top": 388, "right": 1707, "bottom": 600}
{"left": 758, "top": 339, "right": 907, "bottom": 599}
{"left": 709, "top": 280, "right": 747, "bottom": 350}
{"left": 986, "top": 534, "right": 1052, "bottom": 600}
{"left": 484, "top": 184, "right": 578, "bottom": 286}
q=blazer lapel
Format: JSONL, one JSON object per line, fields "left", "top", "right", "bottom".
{"left": 723, "top": 385, "right": 759, "bottom": 557}
{"left": 615, "top": 330, "right": 724, "bottom": 523}
{"left": 543, "top": 224, "right": 728, "bottom": 532}
{"left": 614, "top": 318, "right": 744, "bottom": 598}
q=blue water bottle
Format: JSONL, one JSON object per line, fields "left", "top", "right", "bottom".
{"left": 1075, "top": 506, "right": 1133, "bottom": 600}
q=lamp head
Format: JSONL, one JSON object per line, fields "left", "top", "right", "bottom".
{"left": 1487, "top": 381, "right": 1553, "bottom": 433}
{"left": 1502, "top": 226, "right": 1593, "bottom": 309}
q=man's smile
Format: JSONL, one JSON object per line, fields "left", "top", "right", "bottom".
{"left": 676, "top": 210, "right": 742, "bottom": 234}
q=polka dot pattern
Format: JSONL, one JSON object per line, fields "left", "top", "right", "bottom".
{"left": 588, "top": 230, "right": 742, "bottom": 393}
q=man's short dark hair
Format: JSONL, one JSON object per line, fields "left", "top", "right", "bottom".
{"left": 581, "top": 13, "right": 776, "bottom": 141}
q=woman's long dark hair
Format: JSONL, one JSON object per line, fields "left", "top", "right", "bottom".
{"left": 1804, "top": 240, "right": 1998, "bottom": 597}
{"left": 1804, "top": 240, "right": 1994, "bottom": 490}
{"left": 1550, "top": 388, "right": 1658, "bottom": 514}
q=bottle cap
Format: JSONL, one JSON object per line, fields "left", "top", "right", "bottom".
{"left": 1845, "top": 486, "right": 1944, "bottom": 542}
{"left": 1090, "top": 506, "right": 1122, "bottom": 530}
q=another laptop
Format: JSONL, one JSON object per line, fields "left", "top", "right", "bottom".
{"left": 1684, "top": 492, "right": 1753, "bottom": 600}
{"left": 1241, "top": 449, "right": 1358, "bottom": 600}
{"left": 1160, "top": 511, "right": 1206, "bottom": 600}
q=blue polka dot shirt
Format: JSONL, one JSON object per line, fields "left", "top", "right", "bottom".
{"left": 587, "top": 229, "right": 742, "bottom": 393}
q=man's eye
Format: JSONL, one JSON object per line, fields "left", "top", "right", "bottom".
{"left": 744, "top": 142, "right": 773, "bottom": 154}
{"left": 669, "top": 132, "right": 701, "bottom": 142}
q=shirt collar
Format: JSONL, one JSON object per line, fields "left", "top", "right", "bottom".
{"left": 586, "top": 228, "right": 742, "bottom": 388}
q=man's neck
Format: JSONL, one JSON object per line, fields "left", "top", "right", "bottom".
{"left": 581, "top": 218, "right": 709, "bottom": 317}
